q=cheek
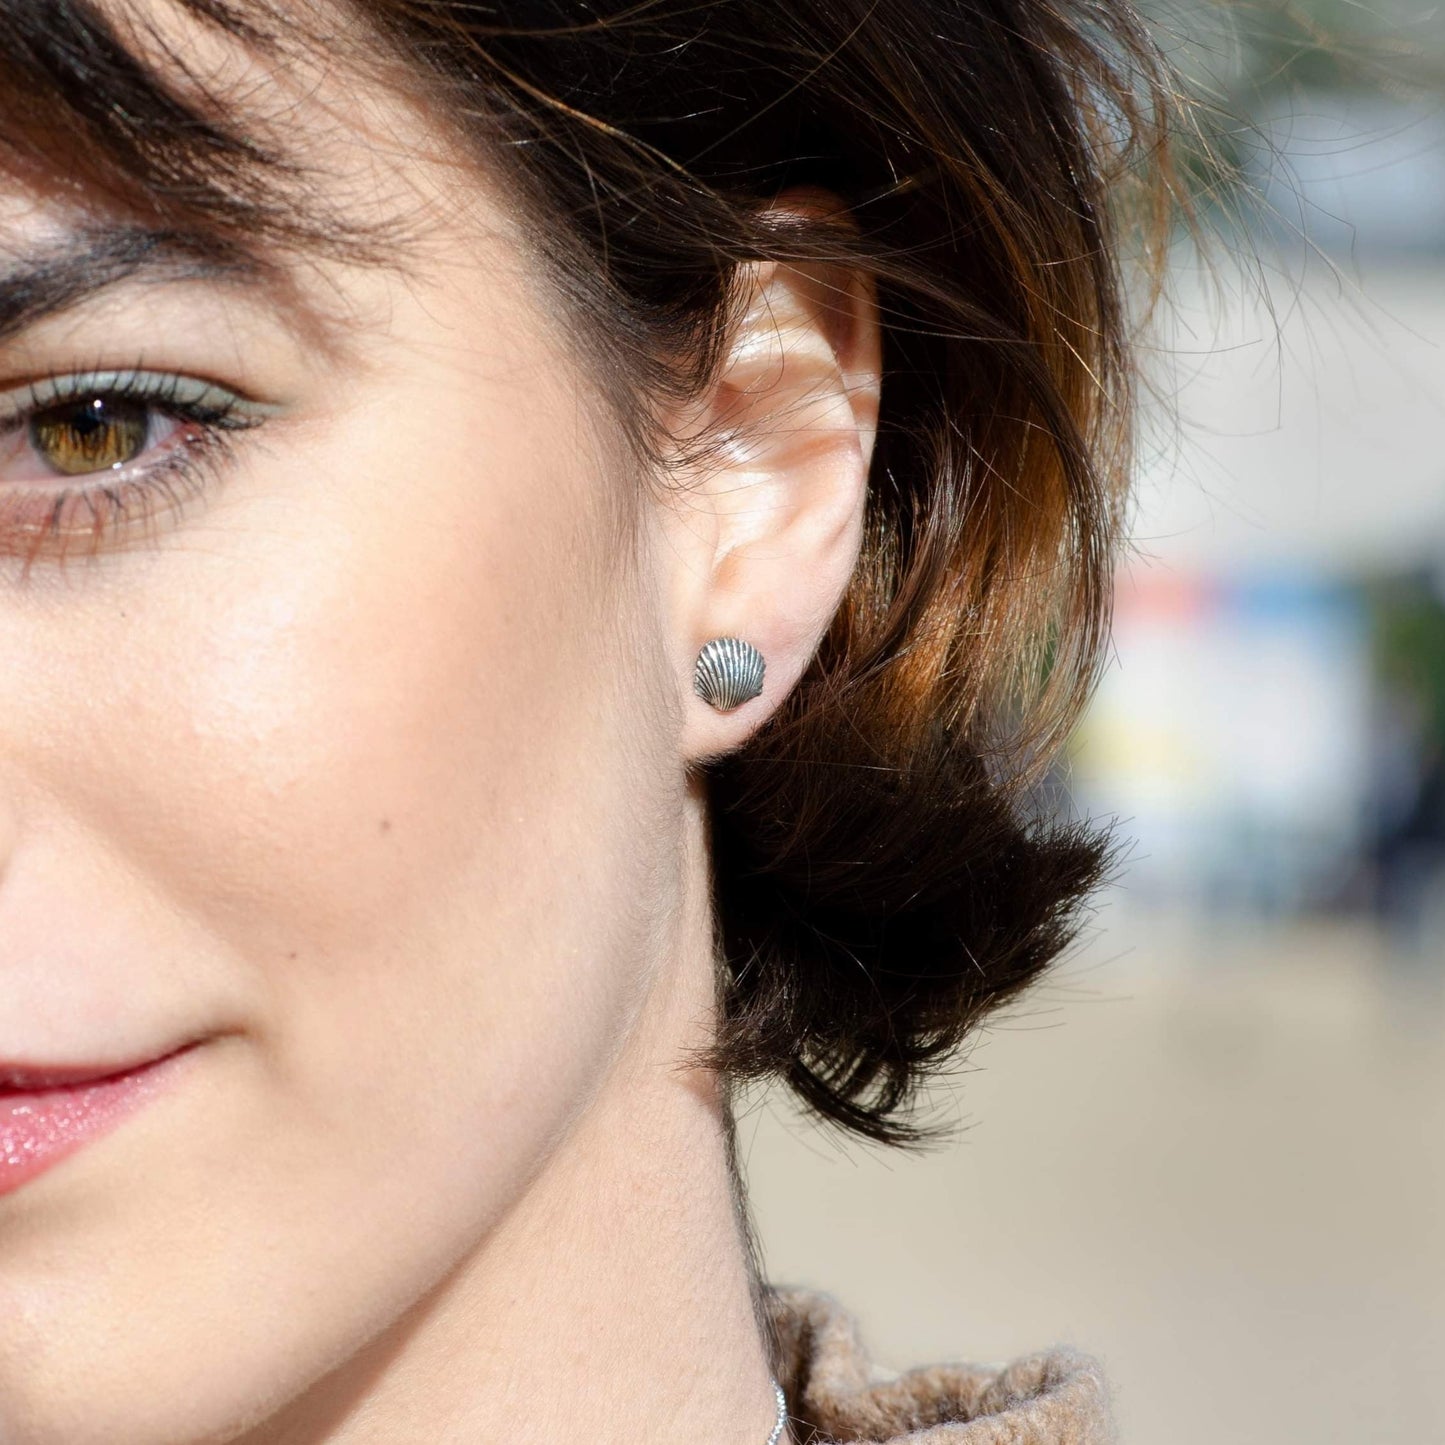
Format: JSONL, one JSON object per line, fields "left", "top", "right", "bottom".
{"left": 0, "top": 357, "right": 678, "bottom": 1438}
{"left": 106, "top": 388, "right": 658, "bottom": 1114}
{"left": 54, "top": 383, "right": 650, "bottom": 1049}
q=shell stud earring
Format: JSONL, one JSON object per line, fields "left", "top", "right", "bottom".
{"left": 693, "top": 636, "right": 765, "bottom": 711}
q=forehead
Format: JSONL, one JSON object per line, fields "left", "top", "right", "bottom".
{"left": 0, "top": 0, "right": 509, "bottom": 274}
{"left": 0, "top": 0, "right": 553, "bottom": 372}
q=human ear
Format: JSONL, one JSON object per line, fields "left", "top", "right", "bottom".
{"left": 659, "top": 198, "right": 882, "bottom": 763}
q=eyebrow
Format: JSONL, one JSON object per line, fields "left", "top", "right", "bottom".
{"left": 0, "top": 224, "right": 279, "bottom": 346}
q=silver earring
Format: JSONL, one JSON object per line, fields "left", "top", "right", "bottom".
{"left": 693, "top": 636, "right": 765, "bottom": 711}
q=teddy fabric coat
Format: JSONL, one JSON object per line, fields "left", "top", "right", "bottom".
{"left": 764, "top": 1286, "right": 1115, "bottom": 1444}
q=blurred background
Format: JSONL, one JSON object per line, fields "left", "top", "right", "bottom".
{"left": 740, "top": 4, "right": 1445, "bottom": 1440}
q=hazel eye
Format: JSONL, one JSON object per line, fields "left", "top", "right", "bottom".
{"left": 0, "top": 368, "right": 283, "bottom": 570}
{"left": 29, "top": 394, "right": 157, "bottom": 476}
{"left": 0, "top": 369, "right": 279, "bottom": 491}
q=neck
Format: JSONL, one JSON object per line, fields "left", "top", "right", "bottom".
{"left": 257, "top": 793, "right": 784, "bottom": 1445}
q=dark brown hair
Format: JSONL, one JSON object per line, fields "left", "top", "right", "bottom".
{"left": 0, "top": 0, "right": 1188, "bottom": 1145}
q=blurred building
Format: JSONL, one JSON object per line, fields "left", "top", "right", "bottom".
{"left": 1067, "top": 79, "right": 1445, "bottom": 951}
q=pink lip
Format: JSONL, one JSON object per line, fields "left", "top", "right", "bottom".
{"left": 0, "top": 1043, "right": 200, "bottom": 1199}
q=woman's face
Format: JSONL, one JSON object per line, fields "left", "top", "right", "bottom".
{"left": 0, "top": 10, "right": 698, "bottom": 1439}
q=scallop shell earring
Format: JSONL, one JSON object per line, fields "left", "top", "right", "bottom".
{"left": 693, "top": 636, "right": 766, "bottom": 711}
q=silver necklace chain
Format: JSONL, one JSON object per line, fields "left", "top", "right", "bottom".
{"left": 765, "top": 1378, "right": 788, "bottom": 1445}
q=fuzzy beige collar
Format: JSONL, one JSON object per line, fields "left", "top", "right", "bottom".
{"left": 763, "top": 1286, "right": 1115, "bottom": 1444}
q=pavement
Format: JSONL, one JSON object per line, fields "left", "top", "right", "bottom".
{"left": 738, "top": 904, "right": 1445, "bottom": 1445}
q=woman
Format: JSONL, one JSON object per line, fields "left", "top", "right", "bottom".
{"left": 0, "top": 0, "right": 1182, "bottom": 1440}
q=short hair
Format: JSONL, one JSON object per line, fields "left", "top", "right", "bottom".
{"left": 0, "top": 0, "right": 1188, "bottom": 1145}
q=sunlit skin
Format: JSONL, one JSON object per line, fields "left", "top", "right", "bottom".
{"left": 0, "top": 3, "right": 879, "bottom": 1442}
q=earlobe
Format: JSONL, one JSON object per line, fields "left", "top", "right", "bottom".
{"left": 661, "top": 198, "right": 882, "bottom": 764}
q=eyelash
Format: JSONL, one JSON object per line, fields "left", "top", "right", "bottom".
{"left": 0, "top": 366, "right": 270, "bottom": 576}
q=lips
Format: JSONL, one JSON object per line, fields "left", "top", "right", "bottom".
{"left": 0, "top": 1041, "right": 200, "bottom": 1198}
{"left": 0, "top": 1059, "right": 153, "bottom": 1092}
{"left": 0, "top": 1047, "right": 190, "bottom": 1092}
